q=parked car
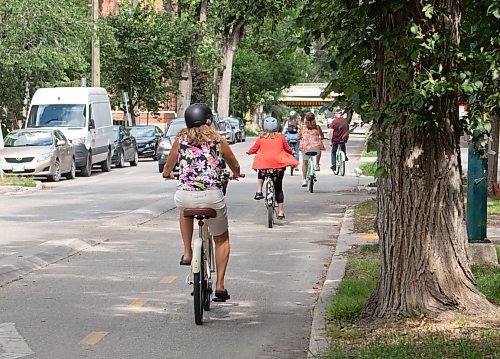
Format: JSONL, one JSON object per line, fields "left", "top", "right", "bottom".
{"left": 157, "top": 118, "right": 186, "bottom": 173}
{"left": 0, "top": 128, "right": 75, "bottom": 182}
{"left": 225, "top": 116, "right": 246, "bottom": 142}
{"left": 220, "top": 119, "right": 236, "bottom": 144}
{"left": 25, "top": 87, "right": 114, "bottom": 177}
{"left": 128, "top": 125, "right": 163, "bottom": 160}
{"left": 112, "top": 125, "right": 139, "bottom": 167}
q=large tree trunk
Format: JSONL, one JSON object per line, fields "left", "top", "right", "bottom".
{"left": 217, "top": 22, "right": 244, "bottom": 117}
{"left": 363, "top": 0, "right": 497, "bottom": 318}
{"left": 487, "top": 115, "right": 499, "bottom": 195}
{"left": 176, "top": 60, "right": 192, "bottom": 117}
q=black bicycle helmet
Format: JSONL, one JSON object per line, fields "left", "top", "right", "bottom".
{"left": 185, "top": 103, "right": 212, "bottom": 128}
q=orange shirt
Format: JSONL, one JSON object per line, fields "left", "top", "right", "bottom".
{"left": 247, "top": 134, "right": 299, "bottom": 170}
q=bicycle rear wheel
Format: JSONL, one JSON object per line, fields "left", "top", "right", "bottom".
{"left": 193, "top": 253, "right": 205, "bottom": 325}
{"left": 203, "top": 235, "right": 213, "bottom": 311}
{"left": 339, "top": 152, "right": 346, "bottom": 176}
{"left": 290, "top": 165, "right": 294, "bottom": 176}
{"left": 334, "top": 151, "right": 341, "bottom": 175}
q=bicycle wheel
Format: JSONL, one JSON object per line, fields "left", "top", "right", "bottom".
{"left": 290, "top": 165, "right": 294, "bottom": 176}
{"left": 339, "top": 152, "right": 346, "bottom": 176}
{"left": 193, "top": 251, "right": 204, "bottom": 325}
{"left": 334, "top": 151, "right": 341, "bottom": 175}
{"left": 308, "top": 159, "right": 315, "bottom": 193}
{"left": 265, "top": 178, "right": 274, "bottom": 228}
{"left": 203, "top": 235, "right": 213, "bottom": 311}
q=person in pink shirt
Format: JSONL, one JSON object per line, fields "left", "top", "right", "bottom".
{"left": 297, "top": 112, "right": 325, "bottom": 186}
{"left": 247, "top": 117, "right": 299, "bottom": 219}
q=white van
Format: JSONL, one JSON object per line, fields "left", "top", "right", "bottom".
{"left": 26, "top": 87, "right": 114, "bottom": 176}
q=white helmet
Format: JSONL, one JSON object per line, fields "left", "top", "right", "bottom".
{"left": 289, "top": 110, "right": 297, "bottom": 118}
{"left": 262, "top": 117, "right": 278, "bottom": 132}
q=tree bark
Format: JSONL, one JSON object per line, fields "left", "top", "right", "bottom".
{"left": 487, "top": 115, "right": 499, "bottom": 196}
{"left": 176, "top": 60, "right": 192, "bottom": 117}
{"left": 363, "top": 0, "right": 497, "bottom": 318}
{"left": 217, "top": 22, "right": 244, "bottom": 117}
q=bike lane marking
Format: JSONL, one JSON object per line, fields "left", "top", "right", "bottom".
{"left": 79, "top": 331, "right": 108, "bottom": 346}
{"left": 128, "top": 299, "right": 148, "bottom": 308}
{"left": 160, "top": 275, "right": 176, "bottom": 284}
{"left": 0, "top": 322, "right": 34, "bottom": 359}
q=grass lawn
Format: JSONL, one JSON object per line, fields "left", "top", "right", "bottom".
{"left": 488, "top": 196, "right": 500, "bottom": 215}
{"left": 359, "top": 162, "right": 377, "bottom": 176}
{"left": 324, "top": 244, "right": 500, "bottom": 359}
{"left": 353, "top": 199, "right": 377, "bottom": 233}
{"left": 361, "top": 150, "right": 377, "bottom": 157}
{"left": 0, "top": 176, "right": 36, "bottom": 187}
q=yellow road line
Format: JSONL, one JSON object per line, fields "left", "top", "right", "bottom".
{"left": 79, "top": 331, "right": 108, "bottom": 346}
{"left": 359, "top": 233, "right": 379, "bottom": 240}
{"left": 160, "top": 275, "right": 177, "bottom": 284}
{"left": 128, "top": 299, "right": 148, "bottom": 308}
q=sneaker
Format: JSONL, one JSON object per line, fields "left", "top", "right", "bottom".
{"left": 314, "top": 164, "right": 320, "bottom": 171}
{"left": 254, "top": 192, "right": 264, "bottom": 200}
{"left": 345, "top": 157, "right": 349, "bottom": 161}
{"left": 301, "top": 180, "right": 307, "bottom": 187}
{"left": 330, "top": 165, "right": 336, "bottom": 172}
{"left": 294, "top": 167, "right": 299, "bottom": 171}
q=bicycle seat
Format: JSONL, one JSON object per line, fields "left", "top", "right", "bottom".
{"left": 305, "top": 151, "right": 318, "bottom": 156}
{"left": 183, "top": 208, "right": 217, "bottom": 219}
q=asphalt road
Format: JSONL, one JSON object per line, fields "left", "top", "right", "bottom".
{"left": 0, "top": 132, "right": 371, "bottom": 359}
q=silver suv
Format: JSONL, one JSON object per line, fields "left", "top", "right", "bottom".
{"left": 157, "top": 118, "right": 186, "bottom": 172}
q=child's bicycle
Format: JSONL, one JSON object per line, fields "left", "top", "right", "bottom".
{"left": 260, "top": 169, "right": 280, "bottom": 228}
{"left": 305, "top": 150, "right": 318, "bottom": 193}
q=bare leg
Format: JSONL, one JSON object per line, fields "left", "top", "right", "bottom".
{"left": 316, "top": 152, "right": 322, "bottom": 166}
{"left": 179, "top": 211, "right": 193, "bottom": 262}
{"left": 302, "top": 160, "right": 307, "bottom": 179}
{"left": 277, "top": 202, "right": 284, "bottom": 217}
{"left": 213, "top": 230, "right": 230, "bottom": 291}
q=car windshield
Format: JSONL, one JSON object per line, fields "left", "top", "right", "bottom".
{"left": 113, "top": 127, "right": 120, "bottom": 140}
{"left": 166, "top": 121, "right": 185, "bottom": 137}
{"left": 4, "top": 131, "right": 53, "bottom": 147}
{"left": 129, "top": 127, "right": 155, "bottom": 138}
{"left": 27, "top": 104, "right": 86, "bottom": 127}
{"left": 228, "top": 119, "right": 240, "bottom": 127}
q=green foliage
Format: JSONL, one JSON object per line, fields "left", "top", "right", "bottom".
{"left": 230, "top": 19, "right": 312, "bottom": 116}
{"left": 100, "top": 3, "right": 197, "bottom": 113}
{"left": 0, "top": 0, "right": 90, "bottom": 128}
{"left": 359, "top": 162, "right": 377, "bottom": 177}
{"left": 295, "top": 0, "right": 499, "bottom": 152}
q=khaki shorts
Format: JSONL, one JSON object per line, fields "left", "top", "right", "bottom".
{"left": 174, "top": 189, "right": 228, "bottom": 236}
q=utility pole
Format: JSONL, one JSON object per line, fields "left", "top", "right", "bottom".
{"left": 91, "top": 0, "right": 100, "bottom": 87}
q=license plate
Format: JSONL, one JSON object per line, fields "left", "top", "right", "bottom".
{"left": 12, "top": 164, "right": 25, "bottom": 172}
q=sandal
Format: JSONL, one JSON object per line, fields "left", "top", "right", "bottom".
{"left": 179, "top": 255, "right": 191, "bottom": 266}
{"left": 213, "top": 289, "right": 230, "bottom": 302}
{"left": 277, "top": 214, "right": 285, "bottom": 220}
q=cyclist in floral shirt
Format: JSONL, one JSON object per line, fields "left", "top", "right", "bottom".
{"left": 162, "top": 103, "right": 240, "bottom": 302}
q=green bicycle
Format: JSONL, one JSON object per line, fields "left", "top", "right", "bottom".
{"left": 334, "top": 147, "right": 346, "bottom": 176}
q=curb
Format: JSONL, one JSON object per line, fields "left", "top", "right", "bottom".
{"left": 308, "top": 209, "right": 355, "bottom": 358}
{"left": 0, "top": 237, "right": 105, "bottom": 287}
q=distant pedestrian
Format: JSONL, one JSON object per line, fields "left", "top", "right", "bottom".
{"left": 329, "top": 109, "right": 349, "bottom": 172}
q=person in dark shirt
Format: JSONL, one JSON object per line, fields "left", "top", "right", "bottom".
{"left": 328, "top": 109, "right": 349, "bottom": 172}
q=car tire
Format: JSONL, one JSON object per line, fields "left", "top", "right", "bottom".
{"left": 79, "top": 152, "right": 92, "bottom": 177}
{"left": 65, "top": 158, "right": 76, "bottom": 180}
{"left": 101, "top": 149, "right": 112, "bottom": 172}
{"left": 130, "top": 149, "right": 139, "bottom": 166}
{"left": 50, "top": 159, "right": 62, "bottom": 182}
{"left": 117, "top": 150, "right": 125, "bottom": 168}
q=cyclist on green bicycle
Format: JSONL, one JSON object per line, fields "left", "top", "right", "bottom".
{"left": 246, "top": 117, "right": 298, "bottom": 219}
{"left": 329, "top": 109, "right": 349, "bottom": 172}
{"left": 297, "top": 112, "right": 325, "bottom": 187}
{"left": 162, "top": 103, "right": 241, "bottom": 302}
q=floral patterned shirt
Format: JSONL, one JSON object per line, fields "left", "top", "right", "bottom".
{"left": 177, "top": 137, "right": 224, "bottom": 191}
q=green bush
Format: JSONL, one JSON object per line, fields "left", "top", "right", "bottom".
{"left": 360, "top": 162, "right": 377, "bottom": 176}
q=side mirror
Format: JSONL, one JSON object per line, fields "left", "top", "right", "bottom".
{"left": 56, "top": 139, "right": 66, "bottom": 146}
{"left": 88, "top": 119, "right": 95, "bottom": 130}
